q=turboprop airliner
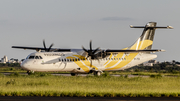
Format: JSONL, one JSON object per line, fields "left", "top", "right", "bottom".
{"left": 12, "top": 22, "right": 173, "bottom": 76}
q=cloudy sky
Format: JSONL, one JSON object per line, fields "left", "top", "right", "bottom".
{"left": 0, "top": 0, "right": 179, "bottom": 62}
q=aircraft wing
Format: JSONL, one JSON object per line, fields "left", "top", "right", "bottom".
{"left": 105, "top": 49, "right": 165, "bottom": 53}
{"left": 42, "top": 58, "right": 60, "bottom": 64}
{"left": 12, "top": 46, "right": 165, "bottom": 54}
{"left": 12, "top": 46, "right": 71, "bottom": 52}
{"left": 12, "top": 46, "right": 45, "bottom": 50}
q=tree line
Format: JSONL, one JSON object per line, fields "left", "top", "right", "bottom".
{"left": 126, "top": 61, "right": 180, "bottom": 73}
{"left": 1, "top": 61, "right": 180, "bottom": 73}
{"left": 0, "top": 63, "right": 20, "bottom": 67}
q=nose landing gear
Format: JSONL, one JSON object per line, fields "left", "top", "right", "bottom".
{"left": 27, "top": 70, "right": 34, "bottom": 75}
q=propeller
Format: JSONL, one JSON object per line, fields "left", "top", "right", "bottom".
{"left": 82, "top": 40, "right": 100, "bottom": 67}
{"left": 43, "top": 40, "right": 54, "bottom": 52}
{"left": 97, "top": 50, "right": 110, "bottom": 58}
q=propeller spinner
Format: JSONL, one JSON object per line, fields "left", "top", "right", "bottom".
{"left": 82, "top": 40, "right": 100, "bottom": 67}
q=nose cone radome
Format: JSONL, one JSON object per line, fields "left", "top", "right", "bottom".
{"left": 21, "top": 61, "right": 30, "bottom": 70}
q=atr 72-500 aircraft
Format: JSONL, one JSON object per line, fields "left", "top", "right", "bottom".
{"left": 12, "top": 22, "right": 173, "bottom": 76}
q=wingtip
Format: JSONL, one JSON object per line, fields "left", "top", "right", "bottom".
{"left": 130, "top": 25, "right": 133, "bottom": 28}
{"left": 159, "top": 49, "right": 166, "bottom": 52}
{"left": 167, "top": 26, "right": 173, "bottom": 29}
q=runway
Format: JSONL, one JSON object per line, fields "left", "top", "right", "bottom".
{"left": 1, "top": 72, "right": 178, "bottom": 78}
{"left": 0, "top": 96, "right": 180, "bottom": 101}
{"left": 1, "top": 72, "right": 150, "bottom": 77}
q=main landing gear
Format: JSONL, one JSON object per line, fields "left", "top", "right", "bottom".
{"left": 93, "top": 71, "right": 102, "bottom": 76}
{"left": 89, "top": 69, "right": 102, "bottom": 76}
{"left": 71, "top": 73, "right": 78, "bottom": 76}
{"left": 27, "top": 70, "right": 34, "bottom": 75}
{"left": 70, "top": 70, "right": 102, "bottom": 76}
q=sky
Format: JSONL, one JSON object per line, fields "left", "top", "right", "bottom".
{"left": 0, "top": 0, "right": 179, "bottom": 62}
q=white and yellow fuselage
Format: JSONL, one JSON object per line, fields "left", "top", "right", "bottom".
{"left": 21, "top": 51, "right": 157, "bottom": 73}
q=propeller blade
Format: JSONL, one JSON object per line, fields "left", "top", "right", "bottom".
{"left": 82, "top": 46, "right": 88, "bottom": 52}
{"left": 48, "top": 43, "right": 54, "bottom": 52}
{"left": 82, "top": 40, "right": 102, "bottom": 69}
{"left": 92, "top": 47, "right": 100, "bottom": 54}
{"left": 90, "top": 59, "right": 92, "bottom": 67}
{"left": 90, "top": 40, "right": 92, "bottom": 51}
{"left": 43, "top": 40, "right": 47, "bottom": 51}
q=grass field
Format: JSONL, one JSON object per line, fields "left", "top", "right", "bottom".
{"left": 0, "top": 72, "right": 180, "bottom": 97}
{"left": 0, "top": 67, "right": 25, "bottom": 73}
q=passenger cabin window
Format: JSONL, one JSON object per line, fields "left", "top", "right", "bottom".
{"left": 29, "top": 56, "right": 35, "bottom": 59}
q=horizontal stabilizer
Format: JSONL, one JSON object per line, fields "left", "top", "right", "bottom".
{"left": 130, "top": 25, "right": 173, "bottom": 29}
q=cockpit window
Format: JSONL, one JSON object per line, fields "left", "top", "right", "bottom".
{"left": 35, "top": 56, "right": 39, "bottom": 59}
{"left": 26, "top": 55, "right": 30, "bottom": 59}
{"left": 29, "top": 56, "right": 35, "bottom": 59}
{"left": 39, "top": 56, "right": 43, "bottom": 59}
{"left": 27, "top": 55, "right": 43, "bottom": 59}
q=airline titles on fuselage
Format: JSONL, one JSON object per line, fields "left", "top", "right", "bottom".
{"left": 44, "top": 53, "right": 65, "bottom": 56}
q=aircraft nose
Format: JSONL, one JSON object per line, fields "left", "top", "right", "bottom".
{"left": 21, "top": 62, "right": 25, "bottom": 68}
{"left": 21, "top": 61, "right": 30, "bottom": 70}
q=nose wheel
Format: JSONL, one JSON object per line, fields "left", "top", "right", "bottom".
{"left": 27, "top": 70, "right": 34, "bottom": 75}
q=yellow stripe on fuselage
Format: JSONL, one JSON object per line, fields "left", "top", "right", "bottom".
{"left": 104, "top": 54, "right": 113, "bottom": 65}
{"left": 104, "top": 48, "right": 127, "bottom": 67}
{"left": 105, "top": 40, "right": 151, "bottom": 70}
{"left": 105, "top": 53, "right": 138, "bottom": 70}
{"left": 73, "top": 55, "right": 98, "bottom": 70}
{"left": 105, "top": 53, "right": 124, "bottom": 68}
{"left": 66, "top": 56, "right": 90, "bottom": 73}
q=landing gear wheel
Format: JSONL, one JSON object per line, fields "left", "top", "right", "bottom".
{"left": 97, "top": 71, "right": 101, "bottom": 76}
{"left": 27, "top": 70, "right": 34, "bottom": 75}
{"left": 71, "top": 73, "right": 78, "bottom": 76}
{"left": 94, "top": 71, "right": 101, "bottom": 76}
{"left": 27, "top": 71, "right": 30, "bottom": 73}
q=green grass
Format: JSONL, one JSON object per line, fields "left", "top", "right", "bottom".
{"left": 0, "top": 67, "right": 26, "bottom": 72}
{"left": 111, "top": 71, "right": 180, "bottom": 77}
{"left": 0, "top": 73, "right": 180, "bottom": 97}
